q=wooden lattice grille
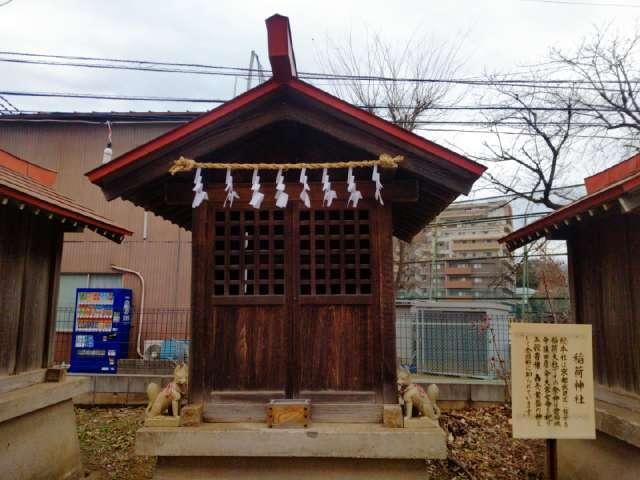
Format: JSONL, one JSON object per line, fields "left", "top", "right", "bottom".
{"left": 213, "top": 209, "right": 285, "bottom": 296}
{"left": 299, "top": 209, "right": 372, "bottom": 295}
{"left": 212, "top": 208, "right": 372, "bottom": 297}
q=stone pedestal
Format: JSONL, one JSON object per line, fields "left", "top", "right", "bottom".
{"left": 0, "top": 374, "right": 90, "bottom": 480}
{"left": 137, "top": 421, "right": 447, "bottom": 479}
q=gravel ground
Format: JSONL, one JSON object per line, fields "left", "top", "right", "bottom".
{"left": 76, "top": 405, "right": 544, "bottom": 480}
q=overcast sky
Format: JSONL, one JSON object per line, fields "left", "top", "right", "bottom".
{"left": 1, "top": 0, "right": 639, "bottom": 210}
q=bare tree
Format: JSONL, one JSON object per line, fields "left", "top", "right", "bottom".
{"left": 551, "top": 26, "right": 640, "bottom": 144}
{"left": 318, "top": 30, "right": 467, "bottom": 291}
{"left": 473, "top": 79, "right": 582, "bottom": 210}
{"left": 478, "top": 26, "right": 640, "bottom": 210}
{"left": 319, "top": 30, "right": 467, "bottom": 127}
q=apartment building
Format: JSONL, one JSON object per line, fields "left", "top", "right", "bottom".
{"left": 397, "top": 200, "right": 515, "bottom": 299}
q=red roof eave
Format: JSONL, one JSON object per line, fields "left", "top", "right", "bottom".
{"left": 0, "top": 184, "right": 132, "bottom": 238}
{"left": 501, "top": 172, "right": 640, "bottom": 249}
{"left": 287, "top": 79, "right": 486, "bottom": 177}
{"left": 87, "top": 77, "right": 485, "bottom": 186}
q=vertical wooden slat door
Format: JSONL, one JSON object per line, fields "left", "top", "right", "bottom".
{"left": 203, "top": 206, "right": 290, "bottom": 401}
{"left": 294, "top": 204, "right": 380, "bottom": 402}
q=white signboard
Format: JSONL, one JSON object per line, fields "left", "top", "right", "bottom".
{"left": 511, "top": 323, "right": 595, "bottom": 439}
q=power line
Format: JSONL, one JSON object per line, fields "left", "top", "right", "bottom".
{"left": 0, "top": 50, "right": 258, "bottom": 73}
{"left": 2, "top": 88, "right": 635, "bottom": 113}
{"left": 521, "top": 0, "right": 640, "bottom": 7}
{"left": 453, "top": 184, "right": 583, "bottom": 204}
{"left": 399, "top": 251, "right": 568, "bottom": 265}
{"left": 0, "top": 90, "right": 227, "bottom": 104}
{"left": 415, "top": 126, "right": 638, "bottom": 141}
{"left": 428, "top": 211, "right": 552, "bottom": 228}
{"left": 0, "top": 109, "right": 634, "bottom": 142}
{"left": 398, "top": 295, "right": 570, "bottom": 300}
{"left": 0, "top": 112, "right": 634, "bottom": 143}
{"left": 0, "top": 50, "right": 638, "bottom": 91}
{"left": 1, "top": 90, "right": 633, "bottom": 127}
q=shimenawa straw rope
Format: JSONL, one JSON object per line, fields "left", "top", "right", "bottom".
{"left": 168, "top": 153, "right": 404, "bottom": 175}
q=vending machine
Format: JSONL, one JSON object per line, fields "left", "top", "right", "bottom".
{"left": 69, "top": 288, "right": 133, "bottom": 373}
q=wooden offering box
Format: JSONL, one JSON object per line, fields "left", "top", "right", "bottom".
{"left": 267, "top": 399, "right": 310, "bottom": 428}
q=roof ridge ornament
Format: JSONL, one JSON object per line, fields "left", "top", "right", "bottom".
{"left": 266, "top": 14, "right": 297, "bottom": 82}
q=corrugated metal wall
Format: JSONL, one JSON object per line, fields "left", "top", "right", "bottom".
{"left": 0, "top": 121, "right": 192, "bottom": 313}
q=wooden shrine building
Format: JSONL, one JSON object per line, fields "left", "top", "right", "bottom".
{"left": 0, "top": 149, "right": 130, "bottom": 479}
{"left": 88, "top": 14, "right": 485, "bottom": 479}
{"left": 503, "top": 154, "right": 640, "bottom": 480}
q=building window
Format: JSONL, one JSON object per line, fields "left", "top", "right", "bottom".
{"left": 56, "top": 273, "right": 123, "bottom": 331}
{"left": 473, "top": 263, "right": 482, "bottom": 269}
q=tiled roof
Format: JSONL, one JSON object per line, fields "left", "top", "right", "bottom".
{"left": 0, "top": 163, "right": 131, "bottom": 242}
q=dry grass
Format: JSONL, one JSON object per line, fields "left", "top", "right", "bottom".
{"left": 75, "top": 407, "right": 155, "bottom": 480}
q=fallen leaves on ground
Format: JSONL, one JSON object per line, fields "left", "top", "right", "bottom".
{"left": 427, "top": 405, "right": 545, "bottom": 479}
{"left": 75, "top": 407, "right": 155, "bottom": 480}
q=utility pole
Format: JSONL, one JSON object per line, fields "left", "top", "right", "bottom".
{"left": 521, "top": 244, "right": 529, "bottom": 319}
{"left": 429, "top": 224, "right": 438, "bottom": 300}
{"left": 246, "top": 51, "right": 267, "bottom": 92}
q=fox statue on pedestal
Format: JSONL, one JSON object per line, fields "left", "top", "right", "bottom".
{"left": 146, "top": 362, "right": 188, "bottom": 418}
{"left": 397, "top": 367, "right": 441, "bottom": 425}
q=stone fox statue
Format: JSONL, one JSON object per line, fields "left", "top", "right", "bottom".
{"left": 397, "top": 367, "right": 441, "bottom": 423}
{"left": 146, "top": 362, "right": 188, "bottom": 418}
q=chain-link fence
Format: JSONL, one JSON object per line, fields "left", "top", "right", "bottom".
{"left": 396, "top": 308, "right": 510, "bottom": 379}
{"left": 55, "top": 303, "right": 567, "bottom": 378}
{"left": 396, "top": 302, "right": 570, "bottom": 379}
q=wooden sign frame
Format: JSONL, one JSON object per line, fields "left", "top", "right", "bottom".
{"left": 511, "top": 323, "right": 595, "bottom": 440}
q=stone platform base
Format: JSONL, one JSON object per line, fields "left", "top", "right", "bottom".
{"left": 0, "top": 375, "right": 89, "bottom": 480}
{"left": 138, "top": 421, "right": 446, "bottom": 479}
{"left": 137, "top": 422, "right": 446, "bottom": 458}
{"left": 558, "top": 432, "right": 640, "bottom": 480}
{"left": 153, "top": 456, "right": 430, "bottom": 480}
{"left": 0, "top": 400, "right": 83, "bottom": 480}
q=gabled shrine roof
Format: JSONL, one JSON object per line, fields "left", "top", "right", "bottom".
{"left": 86, "top": 14, "right": 485, "bottom": 241}
{"left": 87, "top": 78, "right": 484, "bottom": 185}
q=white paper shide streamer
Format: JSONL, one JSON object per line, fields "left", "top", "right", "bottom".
{"left": 275, "top": 168, "right": 288, "bottom": 208}
{"left": 321, "top": 168, "right": 337, "bottom": 207}
{"left": 191, "top": 167, "right": 208, "bottom": 208}
{"left": 299, "top": 168, "right": 311, "bottom": 208}
{"left": 223, "top": 168, "right": 239, "bottom": 207}
{"left": 249, "top": 169, "right": 264, "bottom": 209}
{"left": 372, "top": 164, "right": 384, "bottom": 205}
{"left": 346, "top": 167, "right": 363, "bottom": 208}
